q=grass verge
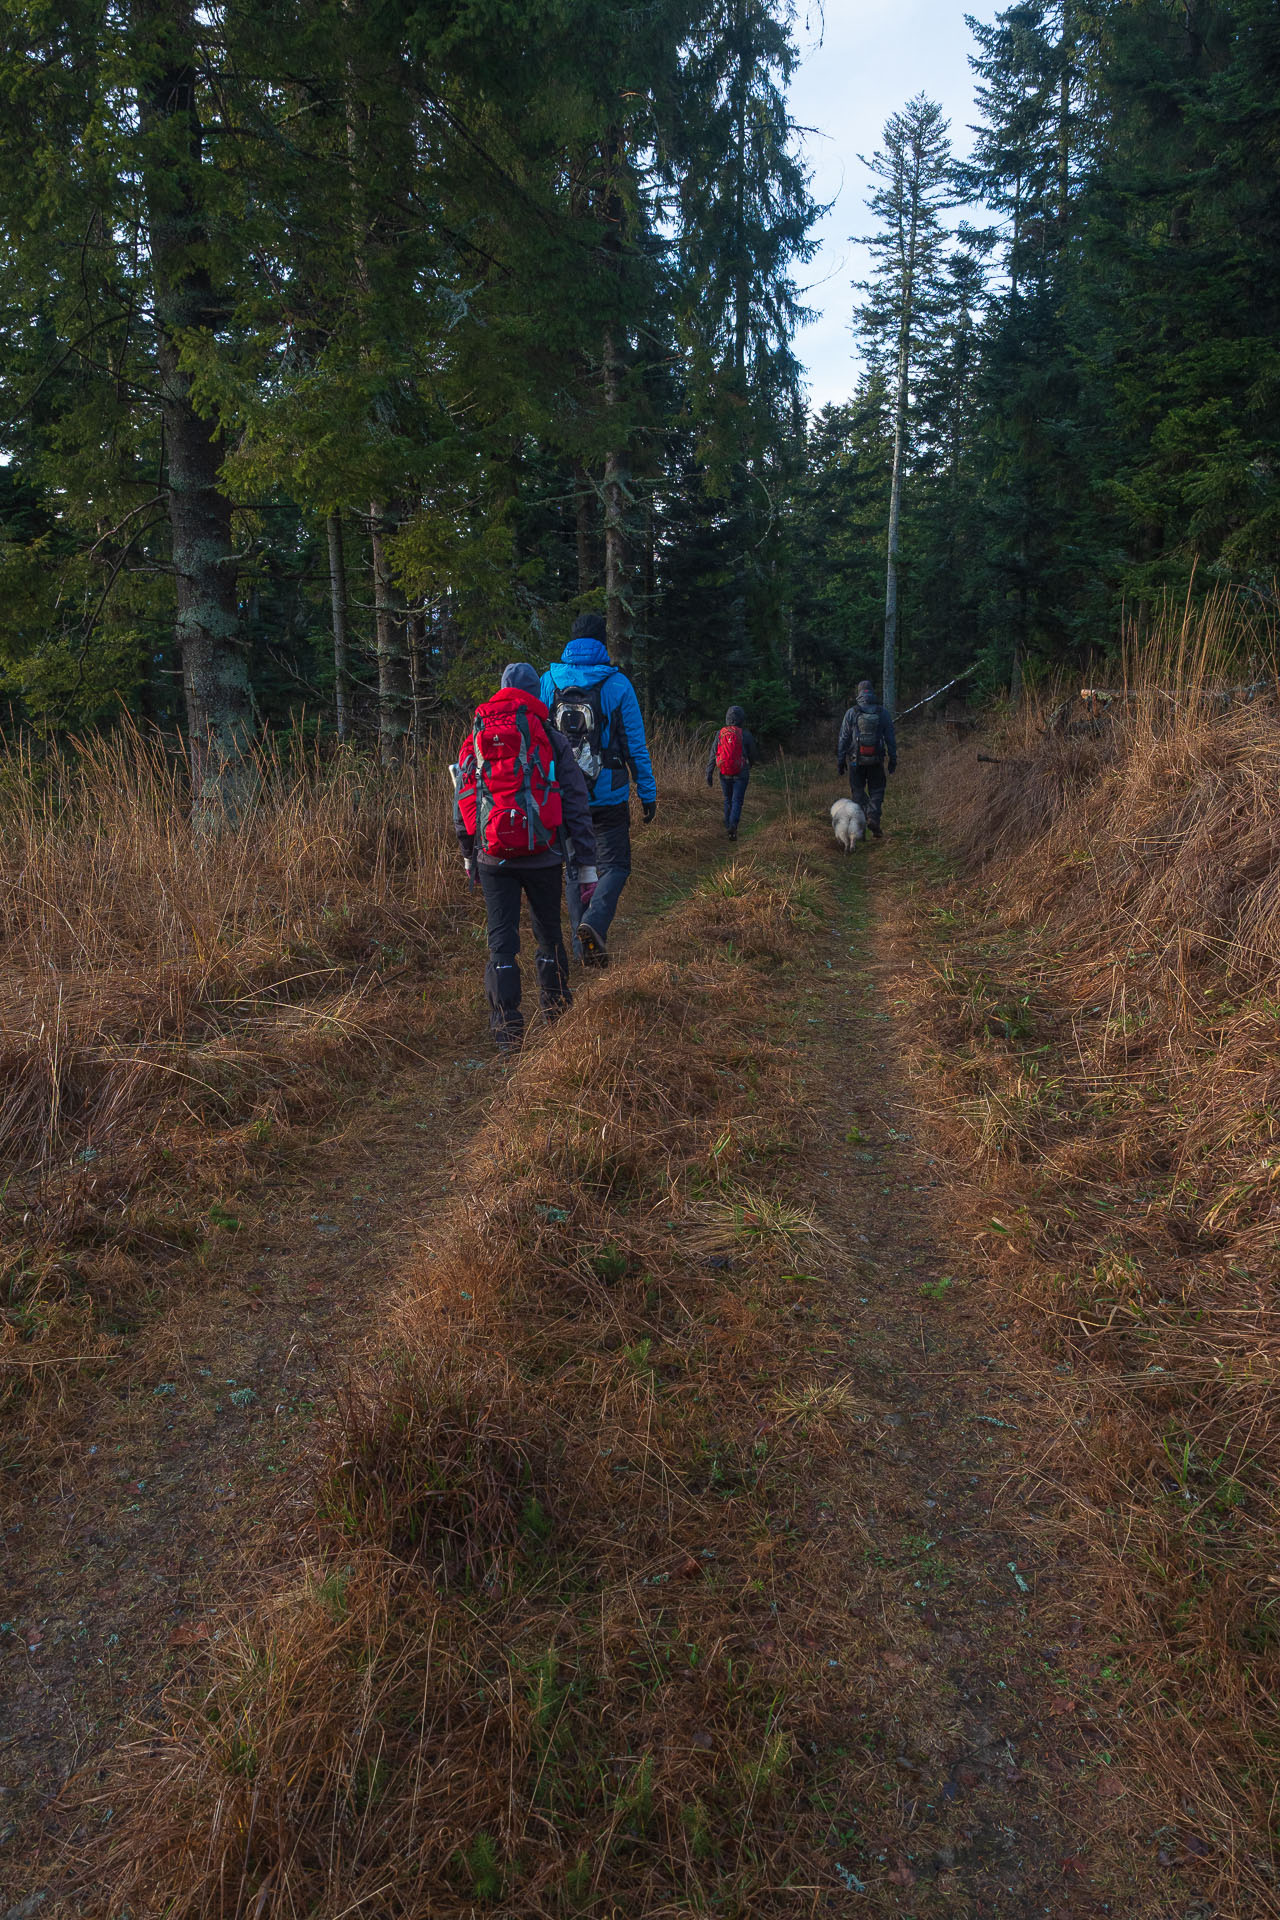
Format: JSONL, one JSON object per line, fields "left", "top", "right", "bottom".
{"left": 905, "top": 615, "right": 1280, "bottom": 1909}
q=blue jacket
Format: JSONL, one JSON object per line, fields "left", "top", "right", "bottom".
{"left": 540, "top": 638, "right": 657, "bottom": 809}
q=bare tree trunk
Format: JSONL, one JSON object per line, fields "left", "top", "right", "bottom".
{"left": 574, "top": 462, "right": 595, "bottom": 595}
{"left": 326, "top": 510, "right": 351, "bottom": 742}
{"left": 1012, "top": 535, "right": 1029, "bottom": 708}
{"left": 883, "top": 357, "right": 907, "bottom": 717}
{"left": 407, "top": 605, "right": 427, "bottom": 752}
{"left": 602, "top": 331, "right": 631, "bottom": 668}
{"left": 370, "top": 502, "right": 411, "bottom": 765}
{"left": 439, "top": 590, "right": 460, "bottom": 678}
{"left": 638, "top": 497, "right": 656, "bottom": 711}
{"left": 135, "top": 0, "right": 252, "bottom": 819}
{"left": 883, "top": 184, "right": 921, "bottom": 718}
{"left": 882, "top": 301, "right": 914, "bottom": 718}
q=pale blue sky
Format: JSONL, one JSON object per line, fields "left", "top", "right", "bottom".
{"left": 788, "top": 0, "right": 1001, "bottom": 410}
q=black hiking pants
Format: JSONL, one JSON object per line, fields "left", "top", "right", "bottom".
{"left": 478, "top": 864, "right": 570, "bottom": 1045}
{"left": 848, "top": 760, "right": 887, "bottom": 826}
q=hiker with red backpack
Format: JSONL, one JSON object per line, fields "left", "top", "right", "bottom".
{"left": 454, "top": 663, "right": 598, "bottom": 1053}
{"left": 705, "top": 704, "right": 758, "bottom": 841}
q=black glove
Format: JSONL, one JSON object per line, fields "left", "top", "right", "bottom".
{"left": 642, "top": 799, "right": 658, "bottom": 824}
{"left": 888, "top": 758, "right": 897, "bottom": 776}
{"left": 836, "top": 761, "right": 845, "bottom": 776}
{"left": 706, "top": 772, "right": 713, "bottom": 788}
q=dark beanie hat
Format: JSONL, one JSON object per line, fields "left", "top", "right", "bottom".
{"left": 571, "top": 612, "right": 607, "bottom": 644}
{"left": 725, "top": 704, "right": 746, "bottom": 726}
{"left": 857, "top": 677, "right": 874, "bottom": 694}
{"left": 500, "top": 661, "right": 540, "bottom": 695}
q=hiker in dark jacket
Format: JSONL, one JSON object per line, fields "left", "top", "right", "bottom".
{"left": 540, "top": 614, "right": 657, "bottom": 968}
{"left": 705, "top": 704, "right": 759, "bottom": 840}
{"left": 455, "top": 663, "right": 598, "bottom": 1052}
{"left": 836, "top": 678, "right": 897, "bottom": 837}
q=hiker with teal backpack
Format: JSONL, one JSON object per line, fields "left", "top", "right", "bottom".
{"left": 540, "top": 614, "right": 657, "bottom": 968}
{"left": 836, "top": 678, "right": 897, "bottom": 837}
{"left": 705, "top": 704, "right": 758, "bottom": 841}
{"left": 454, "top": 663, "right": 598, "bottom": 1053}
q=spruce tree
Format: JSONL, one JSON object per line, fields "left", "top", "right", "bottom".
{"left": 854, "top": 95, "right": 957, "bottom": 711}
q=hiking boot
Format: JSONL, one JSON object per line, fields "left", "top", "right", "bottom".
{"left": 869, "top": 819, "right": 883, "bottom": 838}
{"left": 727, "top": 825, "right": 738, "bottom": 841}
{"left": 578, "top": 921, "right": 609, "bottom": 969}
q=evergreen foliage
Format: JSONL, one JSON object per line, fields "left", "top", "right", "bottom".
{"left": 0, "top": 0, "right": 816, "bottom": 772}
{"left": 840, "top": 0, "right": 1280, "bottom": 708}
{"left": 1, "top": 0, "right": 1276, "bottom": 756}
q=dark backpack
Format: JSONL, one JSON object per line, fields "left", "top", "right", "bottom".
{"left": 550, "top": 677, "right": 625, "bottom": 786}
{"left": 854, "top": 705, "right": 883, "bottom": 765}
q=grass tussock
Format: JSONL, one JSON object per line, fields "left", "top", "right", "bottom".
{"left": 0, "top": 724, "right": 706, "bottom": 1444}
{"left": 911, "top": 601, "right": 1280, "bottom": 1904}
{"left": 90, "top": 830, "right": 847, "bottom": 1919}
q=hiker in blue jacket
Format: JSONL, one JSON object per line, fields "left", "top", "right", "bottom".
{"left": 540, "top": 614, "right": 657, "bottom": 968}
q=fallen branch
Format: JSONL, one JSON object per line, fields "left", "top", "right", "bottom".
{"left": 896, "top": 664, "right": 978, "bottom": 722}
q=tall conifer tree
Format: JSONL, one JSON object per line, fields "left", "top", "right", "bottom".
{"left": 854, "top": 95, "right": 956, "bottom": 712}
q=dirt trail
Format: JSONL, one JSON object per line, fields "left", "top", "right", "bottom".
{"left": 794, "top": 809, "right": 1186, "bottom": 1915}
{"left": 1, "top": 1043, "right": 489, "bottom": 1878}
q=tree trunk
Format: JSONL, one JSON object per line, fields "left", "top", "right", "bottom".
{"left": 134, "top": 0, "right": 252, "bottom": 819}
{"left": 407, "top": 605, "right": 428, "bottom": 752}
{"left": 370, "top": 502, "right": 411, "bottom": 765}
{"left": 574, "top": 463, "right": 596, "bottom": 595}
{"left": 1012, "top": 533, "right": 1029, "bottom": 708}
{"left": 883, "top": 376, "right": 906, "bottom": 717}
{"left": 597, "top": 125, "right": 633, "bottom": 668}
{"left": 639, "top": 497, "right": 656, "bottom": 711}
{"left": 602, "top": 331, "right": 631, "bottom": 667}
{"left": 883, "top": 289, "right": 914, "bottom": 717}
{"left": 326, "top": 510, "right": 351, "bottom": 742}
{"left": 882, "top": 169, "right": 922, "bottom": 718}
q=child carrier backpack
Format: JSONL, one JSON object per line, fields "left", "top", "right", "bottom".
{"left": 550, "top": 678, "right": 625, "bottom": 785}
{"left": 715, "top": 725, "right": 745, "bottom": 777}
{"left": 457, "top": 690, "right": 563, "bottom": 858}
{"left": 854, "top": 705, "right": 883, "bottom": 765}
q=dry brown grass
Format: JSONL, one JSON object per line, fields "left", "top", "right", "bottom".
{"left": 0, "top": 723, "right": 707, "bottom": 1445}
{"left": 80, "top": 819, "right": 855, "bottom": 1919}
{"left": 907, "top": 598, "right": 1280, "bottom": 1908}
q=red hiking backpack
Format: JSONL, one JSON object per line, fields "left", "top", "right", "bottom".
{"left": 457, "top": 688, "right": 563, "bottom": 858}
{"left": 715, "top": 725, "right": 745, "bottom": 777}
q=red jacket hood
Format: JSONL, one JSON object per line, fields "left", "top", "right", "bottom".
{"left": 476, "top": 686, "right": 550, "bottom": 722}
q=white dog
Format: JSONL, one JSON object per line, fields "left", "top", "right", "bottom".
{"left": 830, "top": 797, "right": 867, "bottom": 852}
